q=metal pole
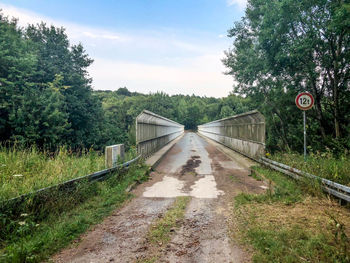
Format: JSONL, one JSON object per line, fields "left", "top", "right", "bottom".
{"left": 303, "top": 110, "right": 306, "bottom": 161}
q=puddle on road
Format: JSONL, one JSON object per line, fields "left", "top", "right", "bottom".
{"left": 142, "top": 175, "right": 224, "bottom": 199}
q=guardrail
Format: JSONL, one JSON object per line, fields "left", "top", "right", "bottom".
{"left": 197, "top": 109, "right": 349, "bottom": 203}
{"left": 198, "top": 110, "right": 265, "bottom": 159}
{"left": 0, "top": 155, "right": 141, "bottom": 215}
{"left": 260, "top": 157, "right": 350, "bottom": 203}
{"left": 136, "top": 110, "right": 184, "bottom": 157}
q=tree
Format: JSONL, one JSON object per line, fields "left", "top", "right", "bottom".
{"left": 116, "top": 87, "right": 132, "bottom": 96}
{"left": 0, "top": 13, "right": 37, "bottom": 143}
{"left": 9, "top": 75, "right": 70, "bottom": 148}
{"left": 223, "top": 0, "right": 350, "bottom": 152}
{"left": 219, "top": 105, "right": 234, "bottom": 119}
{"left": 26, "top": 23, "right": 105, "bottom": 149}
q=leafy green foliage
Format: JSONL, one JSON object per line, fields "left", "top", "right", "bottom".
{"left": 0, "top": 12, "right": 250, "bottom": 151}
{"left": 0, "top": 145, "right": 105, "bottom": 201}
{"left": 96, "top": 88, "right": 253, "bottom": 145}
{"left": 1, "top": 2, "right": 349, "bottom": 157}
{"left": 0, "top": 14, "right": 105, "bottom": 150}
{"left": 0, "top": 144, "right": 139, "bottom": 201}
{"left": 223, "top": 0, "right": 350, "bottom": 153}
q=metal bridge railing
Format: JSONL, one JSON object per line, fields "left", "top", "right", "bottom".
{"left": 136, "top": 110, "right": 184, "bottom": 157}
{"left": 198, "top": 110, "right": 265, "bottom": 159}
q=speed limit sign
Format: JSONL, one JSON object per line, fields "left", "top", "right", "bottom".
{"left": 295, "top": 92, "right": 314, "bottom": 161}
{"left": 295, "top": 92, "right": 314, "bottom": 110}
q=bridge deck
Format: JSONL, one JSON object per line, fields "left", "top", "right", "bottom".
{"left": 53, "top": 132, "right": 267, "bottom": 263}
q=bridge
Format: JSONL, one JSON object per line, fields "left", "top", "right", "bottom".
{"left": 136, "top": 109, "right": 265, "bottom": 160}
{"left": 54, "top": 109, "right": 350, "bottom": 262}
{"left": 53, "top": 109, "right": 350, "bottom": 263}
{"left": 54, "top": 110, "right": 268, "bottom": 262}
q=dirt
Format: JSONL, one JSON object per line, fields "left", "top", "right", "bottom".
{"left": 180, "top": 156, "right": 202, "bottom": 175}
{"left": 52, "top": 133, "right": 267, "bottom": 263}
{"left": 158, "top": 198, "right": 247, "bottom": 263}
{"left": 53, "top": 197, "right": 175, "bottom": 263}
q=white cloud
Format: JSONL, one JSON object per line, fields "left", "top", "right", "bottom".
{"left": 0, "top": 3, "right": 129, "bottom": 43}
{"left": 0, "top": 2, "right": 234, "bottom": 98}
{"left": 227, "top": 0, "right": 247, "bottom": 9}
{"left": 82, "top": 31, "right": 126, "bottom": 41}
{"left": 90, "top": 56, "right": 233, "bottom": 97}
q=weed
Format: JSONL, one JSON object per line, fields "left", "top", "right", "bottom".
{"left": 235, "top": 166, "right": 304, "bottom": 206}
{"left": 0, "top": 145, "right": 139, "bottom": 202}
{"left": 0, "top": 163, "right": 149, "bottom": 262}
{"left": 232, "top": 165, "right": 350, "bottom": 263}
{"left": 141, "top": 196, "right": 191, "bottom": 262}
{"left": 327, "top": 211, "right": 350, "bottom": 258}
{"left": 0, "top": 145, "right": 104, "bottom": 201}
{"left": 248, "top": 170, "right": 263, "bottom": 181}
{"left": 148, "top": 196, "right": 190, "bottom": 244}
{"left": 271, "top": 152, "right": 350, "bottom": 186}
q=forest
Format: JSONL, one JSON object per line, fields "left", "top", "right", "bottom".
{"left": 1, "top": 0, "right": 349, "bottom": 155}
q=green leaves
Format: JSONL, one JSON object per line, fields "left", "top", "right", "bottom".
{"left": 224, "top": 0, "right": 350, "bottom": 152}
{"left": 0, "top": 13, "right": 105, "bottom": 150}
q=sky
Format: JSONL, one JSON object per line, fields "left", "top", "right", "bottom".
{"left": 0, "top": 0, "right": 247, "bottom": 98}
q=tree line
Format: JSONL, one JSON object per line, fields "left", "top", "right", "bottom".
{"left": 0, "top": 12, "right": 250, "bottom": 151}
{"left": 95, "top": 89, "right": 251, "bottom": 148}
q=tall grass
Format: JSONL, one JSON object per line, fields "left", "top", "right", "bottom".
{"left": 233, "top": 166, "right": 350, "bottom": 262}
{"left": 1, "top": 163, "right": 150, "bottom": 262}
{"left": 0, "top": 145, "right": 137, "bottom": 201}
{"left": 269, "top": 151, "right": 350, "bottom": 186}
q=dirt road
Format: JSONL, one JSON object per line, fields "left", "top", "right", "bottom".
{"left": 53, "top": 132, "right": 267, "bottom": 263}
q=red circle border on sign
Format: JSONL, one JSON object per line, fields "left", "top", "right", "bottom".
{"left": 295, "top": 92, "right": 314, "bottom": 111}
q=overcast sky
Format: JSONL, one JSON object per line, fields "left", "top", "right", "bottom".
{"left": 0, "top": 0, "right": 247, "bottom": 97}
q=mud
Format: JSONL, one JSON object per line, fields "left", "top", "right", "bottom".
{"left": 53, "top": 198, "right": 175, "bottom": 263}
{"left": 53, "top": 132, "right": 266, "bottom": 263}
{"left": 159, "top": 199, "right": 247, "bottom": 263}
{"left": 180, "top": 156, "right": 202, "bottom": 175}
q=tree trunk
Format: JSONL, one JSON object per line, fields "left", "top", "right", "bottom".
{"left": 334, "top": 84, "right": 340, "bottom": 138}
{"left": 264, "top": 97, "right": 290, "bottom": 150}
{"left": 310, "top": 80, "right": 326, "bottom": 139}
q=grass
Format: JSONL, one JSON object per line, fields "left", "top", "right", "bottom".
{"left": 138, "top": 196, "right": 191, "bottom": 262}
{"left": 232, "top": 166, "right": 350, "bottom": 263}
{"left": 148, "top": 196, "right": 191, "bottom": 244}
{"left": 0, "top": 162, "right": 150, "bottom": 263}
{"left": 0, "top": 145, "right": 137, "bottom": 201}
{"left": 268, "top": 151, "right": 350, "bottom": 186}
{"left": 248, "top": 169, "right": 263, "bottom": 181}
{"left": 235, "top": 166, "right": 305, "bottom": 206}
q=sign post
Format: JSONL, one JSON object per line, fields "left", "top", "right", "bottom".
{"left": 295, "top": 92, "right": 314, "bottom": 161}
